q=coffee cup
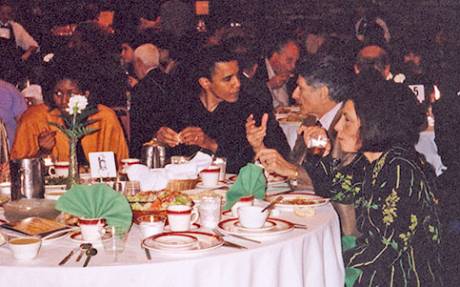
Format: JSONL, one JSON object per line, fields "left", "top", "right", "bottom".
{"left": 120, "top": 158, "right": 141, "bottom": 174}
{"left": 49, "top": 161, "right": 69, "bottom": 177}
{"left": 167, "top": 205, "right": 199, "bottom": 232}
{"left": 238, "top": 206, "right": 269, "bottom": 229}
{"left": 199, "top": 165, "right": 220, "bottom": 187}
{"left": 9, "top": 237, "right": 41, "bottom": 260}
{"left": 79, "top": 217, "right": 106, "bottom": 242}
{"left": 138, "top": 215, "right": 165, "bottom": 238}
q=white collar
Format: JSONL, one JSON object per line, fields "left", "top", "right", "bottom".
{"left": 319, "top": 102, "right": 343, "bottom": 130}
{"left": 265, "top": 58, "right": 276, "bottom": 79}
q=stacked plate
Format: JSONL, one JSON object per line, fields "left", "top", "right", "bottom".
{"left": 218, "top": 218, "right": 294, "bottom": 239}
{"left": 142, "top": 231, "right": 224, "bottom": 255}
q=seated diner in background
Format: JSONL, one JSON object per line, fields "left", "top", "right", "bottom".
{"left": 10, "top": 66, "right": 129, "bottom": 165}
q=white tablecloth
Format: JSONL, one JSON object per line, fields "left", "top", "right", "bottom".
{"left": 0, "top": 204, "right": 344, "bottom": 287}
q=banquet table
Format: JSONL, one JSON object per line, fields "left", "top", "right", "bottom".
{"left": 0, "top": 200, "right": 344, "bottom": 287}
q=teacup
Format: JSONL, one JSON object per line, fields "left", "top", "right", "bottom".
{"left": 137, "top": 215, "right": 165, "bottom": 238}
{"left": 167, "top": 205, "right": 199, "bottom": 232}
{"left": 199, "top": 165, "right": 220, "bottom": 187}
{"left": 9, "top": 237, "right": 41, "bottom": 260}
{"left": 238, "top": 206, "right": 269, "bottom": 229}
{"left": 78, "top": 217, "right": 106, "bottom": 242}
{"left": 49, "top": 161, "right": 69, "bottom": 177}
{"left": 120, "top": 158, "right": 141, "bottom": 174}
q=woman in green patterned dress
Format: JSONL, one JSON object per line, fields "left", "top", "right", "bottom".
{"left": 333, "top": 75, "right": 443, "bottom": 286}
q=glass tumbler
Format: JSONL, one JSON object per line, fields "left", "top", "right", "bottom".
{"left": 198, "top": 196, "right": 221, "bottom": 229}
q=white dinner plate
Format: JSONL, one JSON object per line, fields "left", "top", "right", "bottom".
{"left": 218, "top": 217, "right": 294, "bottom": 238}
{"left": 143, "top": 231, "right": 224, "bottom": 256}
{"left": 265, "top": 193, "right": 330, "bottom": 210}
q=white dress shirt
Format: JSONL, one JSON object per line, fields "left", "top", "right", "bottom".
{"left": 319, "top": 102, "right": 343, "bottom": 131}
{"left": 265, "top": 58, "right": 290, "bottom": 108}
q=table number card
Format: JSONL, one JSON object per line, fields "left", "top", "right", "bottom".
{"left": 408, "top": 84, "right": 425, "bottom": 103}
{"left": 89, "top": 152, "right": 117, "bottom": 178}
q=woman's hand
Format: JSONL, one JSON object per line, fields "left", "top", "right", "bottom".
{"left": 298, "top": 126, "right": 331, "bottom": 157}
{"left": 246, "top": 113, "right": 268, "bottom": 153}
{"left": 256, "top": 148, "right": 298, "bottom": 179}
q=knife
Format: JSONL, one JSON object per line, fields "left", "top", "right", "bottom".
{"left": 144, "top": 247, "right": 152, "bottom": 260}
{"left": 223, "top": 241, "right": 247, "bottom": 249}
{"left": 58, "top": 247, "right": 79, "bottom": 266}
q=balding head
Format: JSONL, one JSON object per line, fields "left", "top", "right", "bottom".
{"left": 133, "top": 44, "right": 160, "bottom": 79}
{"left": 355, "top": 45, "right": 390, "bottom": 78}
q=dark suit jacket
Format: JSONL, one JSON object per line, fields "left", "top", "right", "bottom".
{"left": 252, "top": 58, "right": 297, "bottom": 106}
{"left": 130, "top": 68, "right": 174, "bottom": 157}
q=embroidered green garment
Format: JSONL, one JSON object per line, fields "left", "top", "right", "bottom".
{"left": 339, "top": 146, "right": 443, "bottom": 286}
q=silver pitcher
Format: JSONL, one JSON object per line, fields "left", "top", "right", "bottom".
{"left": 141, "top": 140, "right": 166, "bottom": 168}
{"left": 10, "top": 158, "right": 45, "bottom": 200}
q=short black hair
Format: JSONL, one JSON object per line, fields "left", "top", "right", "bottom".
{"left": 352, "top": 73, "right": 426, "bottom": 152}
{"left": 222, "top": 36, "right": 260, "bottom": 71}
{"left": 356, "top": 45, "right": 390, "bottom": 75}
{"left": 296, "top": 55, "right": 351, "bottom": 103}
{"left": 263, "top": 32, "right": 299, "bottom": 58}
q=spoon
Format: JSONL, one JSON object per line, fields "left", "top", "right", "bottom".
{"left": 261, "top": 196, "right": 283, "bottom": 213}
{"left": 82, "top": 248, "right": 97, "bottom": 267}
{"left": 76, "top": 243, "right": 92, "bottom": 262}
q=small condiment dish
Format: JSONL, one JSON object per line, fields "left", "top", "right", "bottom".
{"left": 9, "top": 237, "right": 42, "bottom": 260}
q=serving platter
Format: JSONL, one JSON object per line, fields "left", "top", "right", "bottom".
{"left": 0, "top": 217, "right": 68, "bottom": 237}
{"left": 143, "top": 231, "right": 224, "bottom": 256}
{"left": 218, "top": 218, "right": 294, "bottom": 238}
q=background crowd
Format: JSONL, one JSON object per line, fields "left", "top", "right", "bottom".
{"left": 1, "top": 0, "right": 459, "bottom": 285}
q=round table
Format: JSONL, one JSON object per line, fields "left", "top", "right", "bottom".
{"left": 0, "top": 202, "right": 344, "bottom": 287}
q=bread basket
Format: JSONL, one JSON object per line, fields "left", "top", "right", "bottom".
{"left": 166, "top": 178, "right": 199, "bottom": 191}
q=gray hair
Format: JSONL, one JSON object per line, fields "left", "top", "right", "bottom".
{"left": 134, "top": 44, "right": 160, "bottom": 69}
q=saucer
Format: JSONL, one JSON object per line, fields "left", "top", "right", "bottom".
{"left": 151, "top": 232, "right": 198, "bottom": 250}
{"left": 69, "top": 230, "right": 112, "bottom": 245}
{"left": 234, "top": 220, "right": 276, "bottom": 232}
{"left": 196, "top": 182, "right": 227, "bottom": 189}
{"left": 164, "top": 223, "right": 200, "bottom": 232}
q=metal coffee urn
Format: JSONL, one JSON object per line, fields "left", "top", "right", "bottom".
{"left": 141, "top": 139, "right": 166, "bottom": 168}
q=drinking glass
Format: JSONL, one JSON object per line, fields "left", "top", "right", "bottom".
{"left": 124, "top": 181, "right": 140, "bottom": 196}
{"left": 306, "top": 135, "right": 328, "bottom": 156}
{"left": 199, "top": 196, "right": 221, "bottom": 229}
{"left": 103, "top": 226, "right": 129, "bottom": 261}
{"left": 213, "top": 157, "right": 227, "bottom": 181}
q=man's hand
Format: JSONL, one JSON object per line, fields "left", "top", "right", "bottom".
{"left": 179, "top": 127, "right": 217, "bottom": 152}
{"left": 267, "top": 73, "right": 291, "bottom": 90}
{"left": 155, "top": 127, "right": 181, "bottom": 147}
{"left": 256, "top": 148, "right": 298, "bottom": 178}
{"left": 21, "top": 46, "right": 37, "bottom": 61}
{"left": 298, "top": 126, "right": 331, "bottom": 157}
{"left": 38, "top": 131, "right": 56, "bottom": 154}
{"left": 246, "top": 113, "right": 268, "bottom": 153}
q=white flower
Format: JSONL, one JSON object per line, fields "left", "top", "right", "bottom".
{"left": 66, "top": 95, "right": 88, "bottom": 115}
{"left": 393, "top": 73, "right": 406, "bottom": 83}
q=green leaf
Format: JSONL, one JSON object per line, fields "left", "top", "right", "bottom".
{"left": 342, "top": 235, "right": 357, "bottom": 252}
{"left": 345, "top": 267, "right": 362, "bottom": 287}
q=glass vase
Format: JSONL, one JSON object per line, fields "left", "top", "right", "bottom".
{"left": 66, "top": 137, "right": 80, "bottom": 189}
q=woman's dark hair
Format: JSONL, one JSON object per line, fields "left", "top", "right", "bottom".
{"left": 42, "top": 62, "right": 93, "bottom": 110}
{"left": 352, "top": 72, "right": 426, "bottom": 152}
{"left": 297, "top": 55, "right": 352, "bottom": 103}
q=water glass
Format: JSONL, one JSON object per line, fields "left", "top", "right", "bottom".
{"left": 103, "top": 226, "right": 129, "bottom": 259}
{"left": 124, "top": 181, "right": 140, "bottom": 195}
{"left": 199, "top": 196, "right": 221, "bottom": 229}
{"left": 213, "top": 157, "right": 227, "bottom": 181}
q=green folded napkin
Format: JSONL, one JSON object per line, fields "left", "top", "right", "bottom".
{"left": 224, "top": 163, "right": 267, "bottom": 210}
{"left": 55, "top": 184, "right": 132, "bottom": 231}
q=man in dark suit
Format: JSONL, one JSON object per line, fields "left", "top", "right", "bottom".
{"left": 130, "top": 43, "right": 174, "bottom": 157}
{"left": 253, "top": 32, "right": 300, "bottom": 109}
